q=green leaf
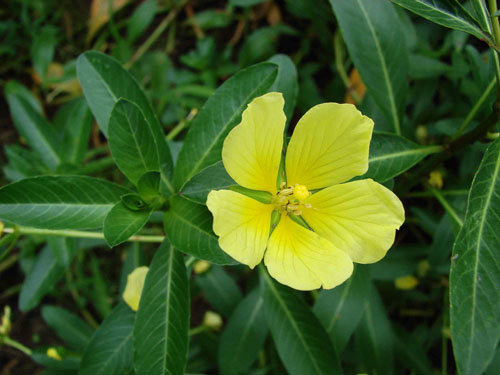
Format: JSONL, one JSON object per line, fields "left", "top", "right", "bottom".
{"left": 76, "top": 51, "right": 173, "bottom": 191}
{"left": 268, "top": 54, "right": 298, "bottom": 129}
{"left": 230, "top": 0, "right": 267, "bottom": 7}
{"left": 173, "top": 62, "right": 278, "bottom": 190}
{"left": 3, "top": 145, "right": 47, "bottom": 180}
{"left": 180, "top": 161, "right": 235, "bottom": 205}
{"left": 390, "top": 0, "right": 493, "bottom": 44}
{"left": 53, "top": 98, "right": 93, "bottom": 165}
{"left": 196, "top": 266, "right": 243, "bottom": 317}
{"left": 30, "top": 25, "right": 57, "bottom": 79}
{"left": 19, "top": 245, "right": 65, "bottom": 312}
{"left": 354, "top": 285, "right": 394, "bottom": 375}
{"left": 108, "top": 99, "right": 162, "bottom": 185}
{"left": 313, "top": 265, "right": 370, "bottom": 354}
{"left": 5, "top": 81, "right": 61, "bottom": 169}
{"left": 80, "top": 303, "right": 134, "bottom": 375}
{"left": 48, "top": 237, "right": 76, "bottom": 267}
{"left": 137, "top": 171, "right": 161, "bottom": 203}
{"left": 360, "top": 132, "right": 441, "bottom": 183}
{"left": 450, "top": 138, "right": 500, "bottom": 375}
{"left": 0, "top": 176, "right": 131, "bottom": 230}
{"left": 41, "top": 305, "right": 94, "bottom": 352}
{"left": 163, "top": 195, "right": 236, "bottom": 265}
{"left": 394, "top": 327, "right": 434, "bottom": 375}
{"left": 260, "top": 268, "right": 342, "bottom": 375}
{"left": 103, "top": 202, "right": 153, "bottom": 247}
{"left": 121, "top": 193, "right": 148, "bottom": 211}
{"left": 218, "top": 288, "right": 268, "bottom": 375}
{"left": 119, "top": 243, "right": 146, "bottom": 293}
{"left": 134, "top": 240, "right": 190, "bottom": 375}
{"left": 127, "top": 0, "right": 157, "bottom": 42}
{"left": 330, "top": 0, "right": 408, "bottom": 135}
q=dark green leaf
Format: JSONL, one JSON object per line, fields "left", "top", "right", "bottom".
{"left": 134, "top": 241, "right": 190, "bottom": 375}
{"left": 5, "top": 81, "right": 61, "bottom": 169}
{"left": 0, "top": 176, "right": 130, "bottom": 230}
{"left": 218, "top": 289, "right": 268, "bottom": 375}
{"left": 173, "top": 62, "right": 278, "bottom": 190}
{"left": 103, "top": 202, "right": 153, "bottom": 247}
{"left": 394, "top": 326, "right": 433, "bottom": 375}
{"left": 163, "top": 195, "right": 236, "bottom": 265}
{"left": 260, "top": 268, "right": 342, "bottom": 375}
{"left": 108, "top": 99, "right": 162, "bottom": 185}
{"left": 30, "top": 25, "right": 57, "bottom": 79}
{"left": 230, "top": 0, "right": 267, "bottom": 6}
{"left": 48, "top": 237, "right": 76, "bottom": 267}
{"left": 268, "top": 54, "right": 298, "bottom": 129}
{"left": 42, "top": 305, "right": 94, "bottom": 351}
{"left": 180, "top": 161, "right": 235, "bottom": 205}
{"left": 3, "top": 145, "right": 47, "bottom": 181}
{"left": 127, "top": 0, "right": 157, "bottom": 42}
{"left": 137, "top": 172, "right": 161, "bottom": 203}
{"left": 53, "top": 98, "right": 93, "bottom": 165}
{"left": 390, "top": 0, "right": 493, "bottom": 44}
{"left": 354, "top": 285, "right": 394, "bottom": 375}
{"left": 196, "top": 266, "right": 242, "bottom": 317}
{"left": 80, "top": 304, "right": 134, "bottom": 375}
{"left": 119, "top": 243, "right": 146, "bottom": 293}
{"left": 450, "top": 138, "right": 500, "bottom": 375}
{"left": 313, "top": 265, "right": 370, "bottom": 353}
{"left": 360, "top": 132, "right": 442, "bottom": 183}
{"left": 330, "top": 0, "right": 408, "bottom": 135}
{"left": 19, "top": 245, "right": 65, "bottom": 312}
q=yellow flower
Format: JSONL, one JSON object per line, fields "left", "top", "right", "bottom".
{"left": 202, "top": 311, "right": 223, "bottom": 331}
{"left": 122, "top": 266, "right": 149, "bottom": 311}
{"left": 207, "top": 92, "right": 404, "bottom": 290}
{"left": 46, "top": 347, "right": 62, "bottom": 361}
{"left": 395, "top": 275, "right": 419, "bottom": 290}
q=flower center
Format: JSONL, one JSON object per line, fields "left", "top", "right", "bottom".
{"left": 273, "top": 183, "right": 312, "bottom": 216}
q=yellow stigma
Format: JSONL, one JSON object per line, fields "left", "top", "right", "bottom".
{"left": 293, "top": 184, "right": 310, "bottom": 201}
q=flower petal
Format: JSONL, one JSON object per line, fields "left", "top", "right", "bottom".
{"left": 222, "top": 92, "right": 286, "bottom": 194}
{"left": 264, "top": 214, "right": 353, "bottom": 290}
{"left": 207, "top": 189, "right": 274, "bottom": 268}
{"left": 286, "top": 103, "right": 373, "bottom": 189}
{"left": 302, "top": 179, "right": 404, "bottom": 264}
{"left": 122, "top": 266, "right": 149, "bottom": 311}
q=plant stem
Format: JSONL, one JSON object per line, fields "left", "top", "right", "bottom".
{"left": 77, "top": 157, "right": 116, "bottom": 175}
{"left": 334, "top": 31, "right": 361, "bottom": 104}
{"left": 2, "top": 226, "right": 164, "bottom": 243}
{"left": 0, "top": 336, "right": 32, "bottom": 356}
{"left": 427, "top": 186, "right": 463, "bottom": 228}
{"left": 125, "top": 0, "right": 188, "bottom": 69}
{"left": 489, "top": 0, "right": 500, "bottom": 96}
{"left": 0, "top": 254, "right": 18, "bottom": 274}
{"left": 404, "top": 189, "right": 468, "bottom": 198}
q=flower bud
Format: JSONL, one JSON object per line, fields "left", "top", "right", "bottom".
{"left": 203, "top": 311, "right": 223, "bottom": 331}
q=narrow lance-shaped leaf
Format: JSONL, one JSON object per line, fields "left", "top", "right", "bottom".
{"left": 260, "top": 268, "right": 342, "bottom": 375}
{"left": 218, "top": 289, "right": 269, "bottom": 375}
{"left": 330, "top": 0, "right": 408, "bottom": 135}
{"left": 134, "top": 240, "right": 190, "bottom": 375}
{"left": 163, "top": 195, "right": 237, "bottom": 265}
{"left": 80, "top": 303, "right": 135, "bottom": 375}
{"left": 390, "top": 0, "right": 494, "bottom": 46}
{"left": 450, "top": 138, "right": 500, "bottom": 375}
{"left": 313, "top": 265, "right": 370, "bottom": 353}
{"left": 174, "top": 62, "right": 278, "bottom": 190}
{"left": 360, "top": 132, "right": 442, "bottom": 183}
{"left": 0, "top": 176, "right": 131, "bottom": 230}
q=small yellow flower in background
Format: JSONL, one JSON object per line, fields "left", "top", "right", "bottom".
{"left": 428, "top": 170, "right": 443, "bottom": 189}
{"left": 123, "top": 266, "right": 149, "bottom": 311}
{"left": 0, "top": 221, "right": 4, "bottom": 237}
{"left": 395, "top": 275, "right": 419, "bottom": 290}
{"left": 46, "top": 347, "right": 62, "bottom": 361}
{"left": 193, "top": 260, "right": 211, "bottom": 274}
{"left": 203, "top": 311, "right": 223, "bottom": 331}
{"left": 0, "top": 305, "right": 11, "bottom": 336}
{"left": 207, "top": 92, "right": 405, "bottom": 290}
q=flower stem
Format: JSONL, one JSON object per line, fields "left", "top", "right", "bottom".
{"left": 427, "top": 186, "right": 463, "bottom": 228}
{"left": 0, "top": 336, "right": 32, "bottom": 356}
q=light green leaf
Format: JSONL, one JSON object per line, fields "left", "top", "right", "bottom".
{"left": 30, "top": 25, "right": 57, "bottom": 79}
{"left": 218, "top": 289, "right": 268, "bottom": 375}
{"left": 390, "top": 0, "right": 493, "bottom": 44}
{"left": 163, "top": 195, "right": 236, "bottom": 265}
{"left": 196, "top": 266, "right": 242, "bottom": 317}
{"left": 19, "top": 245, "right": 65, "bottom": 312}
{"left": 134, "top": 240, "right": 190, "bottom": 375}
{"left": 354, "top": 285, "right": 394, "bottom": 375}
{"left": 80, "top": 303, "right": 134, "bottom": 375}
{"left": 103, "top": 202, "right": 153, "bottom": 247}
{"left": 330, "top": 0, "right": 408, "bottom": 135}
{"left": 360, "top": 132, "right": 442, "bottom": 183}
{"left": 260, "top": 268, "right": 342, "bottom": 375}
{"left": 42, "top": 305, "right": 94, "bottom": 352}
{"left": 108, "top": 99, "right": 161, "bottom": 185}
{"left": 0, "top": 176, "right": 130, "bottom": 230}
{"left": 119, "top": 243, "right": 146, "bottom": 293}
{"left": 173, "top": 62, "right": 278, "bottom": 190}
{"left": 76, "top": 51, "right": 173, "bottom": 192}
{"left": 127, "top": 0, "right": 157, "bottom": 43}
{"left": 268, "top": 54, "right": 298, "bottom": 129}
{"left": 450, "top": 138, "right": 500, "bottom": 375}
{"left": 3, "top": 145, "right": 47, "bottom": 181}
{"left": 5, "top": 81, "right": 61, "bottom": 169}
{"left": 313, "top": 265, "right": 370, "bottom": 353}
{"left": 180, "top": 161, "right": 235, "bottom": 205}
